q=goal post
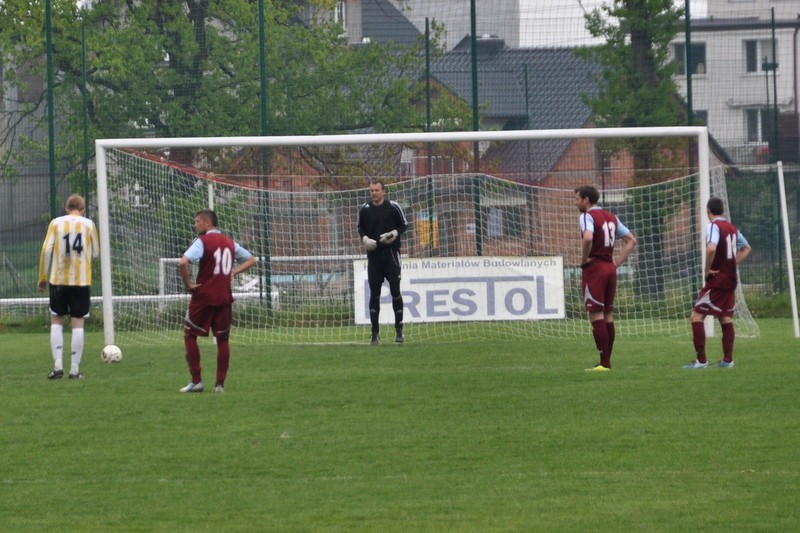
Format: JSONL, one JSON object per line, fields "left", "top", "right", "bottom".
{"left": 95, "top": 126, "right": 757, "bottom": 346}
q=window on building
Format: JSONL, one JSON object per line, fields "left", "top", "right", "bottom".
{"left": 487, "top": 208, "right": 503, "bottom": 237}
{"left": 746, "top": 108, "right": 774, "bottom": 142}
{"left": 745, "top": 39, "right": 777, "bottom": 73}
{"left": 400, "top": 148, "right": 415, "bottom": 177}
{"left": 694, "top": 110, "right": 708, "bottom": 126}
{"left": 17, "top": 68, "right": 43, "bottom": 104}
{"left": 483, "top": 207, "right": 524, "bottom": 238}
{"left": 334, "top": 1, "right": 345, "bottom": 24}
{"left": 673, "top": 43, "right": 706, "bottom": 75}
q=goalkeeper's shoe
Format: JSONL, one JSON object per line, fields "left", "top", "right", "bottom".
{"left": 370, "top": 332, "right": 380, "bottom": 346}
{"left": 584, "top": 364, "right": 611, "bottom": 372}
{"left": 180, "top": 380, "right": 204, "bottom": 393}
{"left": 682, "top": 360, "right": 708, "bottom": 369}
{"left": 47, "top": 369, "right": 64, "bottom": 380}
{"left": 715, "top": 360, "right": 735, "bottom": 368}
{"left": 395, "top": 326, "right": 404, "bottom": 344}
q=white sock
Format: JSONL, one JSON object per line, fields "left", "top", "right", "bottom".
{"left": 70, "top": 328, "right": 84, "bottom": 375}
{"left": 50, "top": 324, "right": 64, "bottom": 371}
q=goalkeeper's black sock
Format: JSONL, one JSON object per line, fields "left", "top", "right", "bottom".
{"left": 370, "top": 308, "right": 379, "bottom": 334}
{"left": 392, "top": 296, "right": 403, "bottom": 326}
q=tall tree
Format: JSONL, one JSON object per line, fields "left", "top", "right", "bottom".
{"left": 580, "top": 0, "right": 685, "bottom": 175}
{"left": 578, "top": 0, "right": 688, "bottom": 299}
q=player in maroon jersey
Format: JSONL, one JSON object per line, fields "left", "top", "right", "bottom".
{"left": 574, "top": 185, "right": 637, "bottom": 371}
{"left": 178, "top": 209, "right": 257, "bottom": 392}
{"left": 684, "top": 197, "right": 751, "bottom": 369}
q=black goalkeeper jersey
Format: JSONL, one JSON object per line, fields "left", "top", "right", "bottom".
{"left": 357, "top": 200, "right": 408, "bottom": 252}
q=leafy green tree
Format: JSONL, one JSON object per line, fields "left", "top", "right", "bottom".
{"left": 0, "top": 0, "right": 467, "bottom": 183}
{"left": 580, "top": 0, "right": 685, "bottom": 176}
{"left": 578, "top": 0, "right": 689, "bottom": 299}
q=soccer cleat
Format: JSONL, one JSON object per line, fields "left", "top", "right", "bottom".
{"left": 370, "top": 332, "right": 380, "bottom": 346}
{"left": 68, "top": 372, "right": 85, "bottom": 380}
{"left": 715, "top": 360, "right": 735, "bottom": 368}
{"left": 179, "top": 381, "right": 204, "bottom": 393}
{"left": 214, "top": 385, "right": 224, "bottom": 393}
{"left": 395, "top": 327, "right": 404, "bottom": 344}
{"left": 584, "top": 364, "right": 611, "bottom": 372}
{"left": 683, "top": 360, "right": 708, "bottom": 369}
{"left": 47, "top": 369, "right": 64, "bottom": 380}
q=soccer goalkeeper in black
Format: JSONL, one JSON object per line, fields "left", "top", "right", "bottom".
{"left": 357, "top": 180, "right": 408, "bottom": 345}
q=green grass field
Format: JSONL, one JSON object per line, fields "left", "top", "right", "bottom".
{"left": 2, "top": 320, "right": 798, "bottom": 531}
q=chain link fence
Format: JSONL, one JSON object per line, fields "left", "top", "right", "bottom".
{"left": 1, "top": 1, "right": 798, "bottom": 317}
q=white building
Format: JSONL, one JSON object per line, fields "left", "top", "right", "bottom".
{"left": 673, "top": 0, "right": 800, "bottom": 163}
{"left": 336, "top": 0, "right": 608, "bottom": 49}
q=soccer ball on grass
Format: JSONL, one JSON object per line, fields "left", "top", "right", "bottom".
{"left": 101, "top": 345, "right": 123, "bottom": 363}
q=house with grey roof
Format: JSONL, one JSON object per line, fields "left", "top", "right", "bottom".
{"left": 427, "top": 36, "right": 601, "bottom": 182}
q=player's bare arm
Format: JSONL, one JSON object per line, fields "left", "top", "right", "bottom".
{"left": 232, "top": 256, "right": 257, "bottom": 277}
{"left": 614, "top": 232, "right": 637, "bottom": 267}
{"left": 704, "top": 242, "right": 718, "bottom": 279}
{"left": 580, "top": 230, "right": 593, "bottom": 266}
{"left": 178, "top": 256, "right": 200, "bottom": 292}
{"left": 736, "top": 243, "right": 752, "bottom": 265}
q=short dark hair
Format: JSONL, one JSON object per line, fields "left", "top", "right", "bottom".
{"left": 196, "top": 209, "right": 218, "bottom": 227}
{"left": 574, "top": 185, "right": 600, "bottom": 205}
{"left": 369, "top": 180, "right": 385, "bottom": 190}
{"left": 707, "top": 197, "right": 725, "bottom": 216}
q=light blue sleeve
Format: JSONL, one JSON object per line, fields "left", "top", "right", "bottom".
{"left": 706, "top": 223, "right": 720, "bottom": 245}
{"left": 234, "top": 241, "right": 253, "bottom": 261}
{"left": 183, "top": 238, "right": 204, "bottom": 263}
{"left": 736, "top": 230, "right": 749, "bottom": 249}
{"left": 614, "top": 217, "right": 631, "bottom": 238}
{"left": 578, "top": 213, "right": 594, "bottom": 233}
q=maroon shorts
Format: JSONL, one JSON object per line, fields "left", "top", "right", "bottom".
{"left": 184, "top": 300, "right": 232, "bottom": 337}
{"left": 581, "top": 260, "right": 617, "bottom": 313}
{"left": 693, "top": 285, "right": 736, "bottom": 317}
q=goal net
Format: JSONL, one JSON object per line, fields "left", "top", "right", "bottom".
{"left": 95, "top": 127, "right": 758, "bottom": 345}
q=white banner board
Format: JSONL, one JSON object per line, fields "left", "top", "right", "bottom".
{"left": 353, "top": 256, "right": 565, "bottom": 324}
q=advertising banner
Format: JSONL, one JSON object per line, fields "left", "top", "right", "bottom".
{"left": 353, "top": 256, "right": 565, "bottom": 324}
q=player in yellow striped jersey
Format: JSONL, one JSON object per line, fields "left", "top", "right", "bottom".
{"left": 38, "top": 194, "right": 100, "bottom": 380}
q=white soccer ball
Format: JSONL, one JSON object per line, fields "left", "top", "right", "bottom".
{"left": 101, "top": 345, "right": 123, "bottom": 363}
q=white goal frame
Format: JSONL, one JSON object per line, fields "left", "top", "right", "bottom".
{"left": 95, "top": 126, "right": 711, "bottom": 346}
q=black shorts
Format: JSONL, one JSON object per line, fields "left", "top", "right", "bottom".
{"left": 368, "top": 248, "right": 402, "bottom": 286}
{"left": 49, "top": 285, "right": 91, "bottom": 318}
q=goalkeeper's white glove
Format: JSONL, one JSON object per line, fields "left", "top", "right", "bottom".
{"left": 379, "top": 230, "right": 398, "bottom": 245}
{"left": 362, "top": 235, "right": 377, "bottom": 251}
